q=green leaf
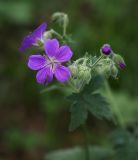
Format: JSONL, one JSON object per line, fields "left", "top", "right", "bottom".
{"left": 69, "top": 99, "right": 88, "bottom": 131}
{"left": 83, "top": 75, "right": 105, "bottom": 93}
{"left": 68, "top": 75, "right": 112, "bottom": 131}
{"left": 83, "top": 93, "right": 112, "bottom": 120}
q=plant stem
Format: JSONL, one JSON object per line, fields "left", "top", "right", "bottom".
{"left": 74, "top": 58, "right": 86, "bottom": 64}
{"left": 90, "top": 55, "right": 104, "bottom": 69}
{"left": 68, "top": 80, "right": 79, "bottom": 93}
{"left": 63, "top": 14, "right": 68, "bottom": 37}
{"left": 82, "top": 124, "right": 90, "bottom": 160}
{"left": 105, "top": 81, "right": 125, "bottom": 128}
{"left": 63, "top": 24, "right": 66, "bottom": 37}
{"left": 51, "top": 29, "right": 63, "bottom": 39}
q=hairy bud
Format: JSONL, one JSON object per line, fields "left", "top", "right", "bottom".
{"left": 111, "top": 65, "right": 118, "bottom": 78}
{"left": 101, "top": 44, "right": 112, "bottom": 55}
{"left": 78, "top": 65, "right": 91, "bottom": 84}
{"left": 52, "top": 12, "right": 69, "bottom": 28}
{"left": 112, "top": 54, "right": 126, "bottom": 69}
{"left": 43, "top": 30, "right": 53, "bottom": 41}
{"left": 69, "top": 64, "right": 79, "bottom": 79}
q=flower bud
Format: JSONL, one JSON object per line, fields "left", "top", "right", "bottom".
{"left": 43, "top": 30, "right": 53, "bottom": 41}
{"left": 97, "top": 65, "right": 111, "bottom": 78}
{"left": 69, "top": 64, "right": 78, "bottom": 79}
{"left": 51, "top": 12, "right": 69, "bottom": 27}
{"left": 69, "top": 62, "right": 92, "bottom": 91}
{"left": 111, "top": 65, "right": 118, "bottom": 78}
{"left": 101, "top": 44, "right": 112, "bottom": 55}
{"left": 112, "top": 54, "right": 126, "bottom": 69}
{"left": 78, "top": 65, "right": 91, "bottom": 84}
{"left": 118, "top": 63, "right": 126, "bottom": 69}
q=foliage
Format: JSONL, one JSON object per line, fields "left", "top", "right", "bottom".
{"left": 111, "top": 129, "right": 138, "bottom": 160}
{"left": 68, "top": 75, "right": 113, "bottom": 131}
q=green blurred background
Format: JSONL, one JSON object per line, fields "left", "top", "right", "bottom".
{"left": 0, "top": 0, "right": 138, "bottom": 160}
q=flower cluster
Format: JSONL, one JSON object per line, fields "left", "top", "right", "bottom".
{"left": 19, "top": 23, "right": 73, "bottom": 85}
{"left": 68, "top": 43, "right": 126, "bottom": 91}
{"left": 19, "top": 14, "right": 126, "bottom": 90}
{"left": 101, "top": 44, "right": 126, "bottom": 70}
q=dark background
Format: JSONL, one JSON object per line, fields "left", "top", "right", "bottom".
{"left": 0, "top": 0, "right": 138, "bottom": 160}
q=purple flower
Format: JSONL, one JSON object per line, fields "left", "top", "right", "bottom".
{"left": 19, "top": 23, "right": 47, "bottom": 52}
{"left": 101, "top": 44, "right": 112, "bottom": 55}
{"left": 119, "top": 63, "right": 126, "bottom": 69}
{"left": 28, "top": 39, "right": 73, "bottom": 84}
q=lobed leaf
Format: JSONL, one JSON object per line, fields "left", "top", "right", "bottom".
{"left": 83, "top": 93, "right": 112, "bottom": 120}
{"left": 68, "top": 75, "right": 113, "bottom": 131}
{"left": 69, "top": 100, "right": 88, "bottom": 131}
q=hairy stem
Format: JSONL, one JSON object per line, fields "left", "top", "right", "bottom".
{"left": 105, "top": 81, "right": 125, "bottom": 128}
{"left": 82, "top": 124, "right": 90, "bottom": 160}
{"left": 51, "top": 29, "right": 63, "bottom": 39}
{"left": 74, "top": 58, "right": 86, "bottom": 64}
{"left": 90, "top": 54, "right": 104, "bottom": 69}
{"left": 63, "top": 24, "right": 66, "bottom": 37}
{"left": 63, "top": 15, "right": 68, "bottom": 36}
{"left": 68, "top": 80, "right": 80, "bottom": 93}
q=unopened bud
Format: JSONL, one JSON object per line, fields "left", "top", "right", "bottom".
{"left": 101, "top": 44, "right": 112, "bottom": 55}
{"left": 100, "top": 66, "right": 111, "bottom": 78}
{"left": 69, "top": 64, "right": 78, "bottom": 79}
{"left": 78, "top": 65, "right": 91, "bottom": 84}
{"left": 112, "top": 54, "right": 126, "bottom": 69}
{"left": 111, "top": 65, "right": 118, "bottom": 78}
{"left": 52, "top": 12, "right": 69, "bottom": 27}
{"left": 43, "top": 30, "right": 53, "bottom": 41}
{"left": 118, "top": 63, "right": 126, "bottom": 69}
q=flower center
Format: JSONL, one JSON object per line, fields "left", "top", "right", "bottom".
{"left": 45, "top": 56, "right": 60, "bottom": 71}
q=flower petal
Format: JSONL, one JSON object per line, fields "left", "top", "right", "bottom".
{"left": 33, "top": 22, "right": 47, "bottom": 39}
{"left": 19, "top": 23, "right": 46, "bottom": 52}
{"left": 19, "top": 35, "right": 35, "bottom": 52}
{"left": 44, "top": 39, "right": 59, "bottom": 57}
{"left": 36, "top": 67, "right": 53, "bottom": 84}
{"left": 56, "top": 45, "right": 73, "bottom": 62}
{"left": 28, "top": 55, "right": 46, "bottom": 70}
{"left": 54, "top": 65, "right": 71, "bottom": 82}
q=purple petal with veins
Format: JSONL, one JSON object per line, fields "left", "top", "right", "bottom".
{"left": 56, "top": 45, "right": 73, "bottom": 62}
{"left": 36, "top": 67, "right": 53, "bottom": 85}
{"left": 19, "top": 35, "right": 35, "bottom": 52}
{"left": 28, "top": 55, "right": 46, "bottom": 70}
{"left": 54, "top": 65, "right": 71, "bottom": 82}
{"left": 33, "top": 22, "right": 47, "bottom": 39}
{"left": 44, "top": 39, "right": 59, "bottom": 57}
{"left": 19, "top": 22, "right": 47, "bottom": 52}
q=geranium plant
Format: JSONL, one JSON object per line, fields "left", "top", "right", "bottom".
{"left": 19, "top": 12, "right": 126, "bottom": 160}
